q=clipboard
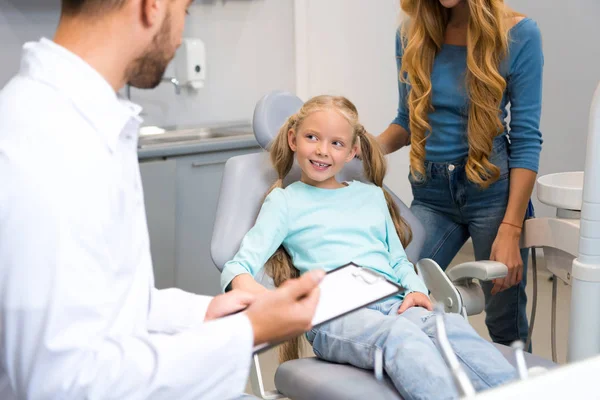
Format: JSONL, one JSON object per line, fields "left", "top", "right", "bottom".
{"left": 253, "top": 262, "right": 403, "bottom": 354}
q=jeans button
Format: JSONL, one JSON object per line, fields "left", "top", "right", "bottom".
{"left": 448, "top": 164, "right": 455, "bottom": 172}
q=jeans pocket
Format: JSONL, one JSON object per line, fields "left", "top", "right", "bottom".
{"left": 312, "top": 345, "right": 324, "bottom": 359}
{"left": 305, "top": 327, "right": 319, "bottom": 345}
{"left": 489, "top": 138, "right": 509, "bottom": 180}
{"left": 408, "top": 170, "right": 427, "bottom": 187}
{"left": 309, "top": 333, "right": 325, "bottom": 358}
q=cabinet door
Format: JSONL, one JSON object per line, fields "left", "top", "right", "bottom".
{"left": 139, "top": 159, "right": 177, "bottom": 289}
{"left": 175, "top": 148, "right": 261, "bottom": 296}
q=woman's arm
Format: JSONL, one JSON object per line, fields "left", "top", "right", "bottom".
{"left": 503, "top": 169, "right": 537, "bottom": 227}
{"left": 490, "top": 168, "right": 537, "bottom": 294}
{"left": 377, "top": 123, "right": 410, "bottom": 155}
{"left": 490, "top": 20, "right": 544, "bottom": 294}
{"left": 220, "top": 189, "right": 289, "bottom": 293}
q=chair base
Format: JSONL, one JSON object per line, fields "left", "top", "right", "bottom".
{"left": 274, "top": 344, "right": 557, "bottom": 400}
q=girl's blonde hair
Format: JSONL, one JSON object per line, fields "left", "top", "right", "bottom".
{"left": 400, "top": 0, "right": 520, "bottom": 188}
{"left": 264, "top": 95, "right": 412, "bottom": 362}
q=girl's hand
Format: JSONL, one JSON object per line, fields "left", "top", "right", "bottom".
{"left": 490, "top": 223, "right": 523, "bottom": 295}
{"left": 204, "top": 290, "right": 256, "bottom": 321}
{"left": 397, "top": 292, "right": 433, "bottom": 314}
{"left": 231, "top": 273, "right": 270, "bottom": 296}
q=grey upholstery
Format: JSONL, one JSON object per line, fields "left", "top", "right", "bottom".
{"left": 275, "top": 346, "right": 558, "bottom": 400}
{"left": 252, "top": 90, "right": 304, "bottom": 150}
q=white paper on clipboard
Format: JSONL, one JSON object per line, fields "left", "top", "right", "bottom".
{"left": 311, "top": 263, "right": 402, "bottom": 326}
{"left": 253, "top": 263, "right": 403, "bottom": 354}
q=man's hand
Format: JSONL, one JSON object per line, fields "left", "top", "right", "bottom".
{"left": 204, "top": 290, "right": 256, "bottom": 321}
{"left": 245, "top": 270, "right": 325, "bottom": 346}
{"left": 397, "top": 292, "right": 433, "bottom": 314}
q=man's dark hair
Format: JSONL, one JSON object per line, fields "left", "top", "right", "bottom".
{"left": 61, "top": 0, "right": 127, "bottom": 15}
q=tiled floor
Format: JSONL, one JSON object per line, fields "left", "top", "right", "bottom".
{"left": 244, "top": 245, "right": 572, "bottom": 395}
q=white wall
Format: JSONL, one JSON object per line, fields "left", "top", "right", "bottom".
{"left": 0, "top": 0, "right": 296, "bottom": 128}
{"left": 0, "top": 1, "right": 61, "bottom": 82}
{"left": 295, "top": 0, "right": 600, "bottom": 217}
{"left": 140, "top": 0, "right": 296, "bottom": 127}
{"left": 294, "top": 0, "right": 411, "bottom": 201}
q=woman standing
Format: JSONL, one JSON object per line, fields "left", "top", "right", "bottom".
{"left": 377, "top": 0, "right": 543, "bottom": 346}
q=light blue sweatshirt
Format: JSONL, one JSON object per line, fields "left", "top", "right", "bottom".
{"left": 220, "top": 180, "right": 428, "bottom": 297}
{"left": 393, "top": 18, "right": 544, "bottom": 172}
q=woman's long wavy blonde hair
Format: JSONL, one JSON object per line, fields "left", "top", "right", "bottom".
{"left": 400, "top": 0, "right": 519, "bottom": 188}
{"left": 265, "top": 95, "right": 412, "bottom": 362}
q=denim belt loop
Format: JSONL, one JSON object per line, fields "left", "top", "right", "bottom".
{"left": 425, "top": 161, "right": 433, "bottom": 180}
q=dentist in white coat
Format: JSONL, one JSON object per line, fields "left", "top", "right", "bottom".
{"left": 0, "top": 0, "right": 323, "bottom": 399}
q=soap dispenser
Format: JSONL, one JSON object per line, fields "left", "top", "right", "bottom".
{"left": 175, "top": 38, "right": 207, "bottom": 90}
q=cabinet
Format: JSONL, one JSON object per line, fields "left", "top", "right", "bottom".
{"left": 139, "top": 159, "right": 177, "bottom": 289}
{"left": 140, "top": 146, "right": 261, "bottom": 295}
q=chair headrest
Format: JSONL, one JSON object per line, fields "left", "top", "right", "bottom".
{"left": 252, "top": 91, "right": 304, "bottom": 150}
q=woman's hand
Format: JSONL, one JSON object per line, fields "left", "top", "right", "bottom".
{"left": 397, "top": 292, "right": 433, "bottom": 314}
{"left": 490, "top": 223, "right": 523, "bottom": 295}
{"left": 354, "top": 136, "right": 362, "bottom": 159}
{"left": 355, "top": 131, "right": 391, "bottom": 160}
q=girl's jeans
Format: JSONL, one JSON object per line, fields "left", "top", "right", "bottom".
{"left": 306, "top": 298, "right": 516, "bottom": 400}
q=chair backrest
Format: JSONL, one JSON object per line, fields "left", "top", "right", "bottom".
{"left": 210, "top": 91, "right": 426, "bottom": 278}
{"left": 252, "top": 90, "right": 304, "bottom": 150}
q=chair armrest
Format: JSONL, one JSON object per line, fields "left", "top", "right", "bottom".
{"left": 446, "top": 261, "right": 508, "bottom": 283}
{"left": 417, "top": 259, "right": 505, "bottom": 317}
{"left": 416, "top": 259, "right": 463, "bottom": 314}
{"left": 454, "top": 284, "right": 485, "bottom": 316}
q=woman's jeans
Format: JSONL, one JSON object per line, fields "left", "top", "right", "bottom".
{"left": 409, "top": 138, "right": 530, "bottom": 346}
{"left": 306, "top": 298, "right": 517, "bottom": 400}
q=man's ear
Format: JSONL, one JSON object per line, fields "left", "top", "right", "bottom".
{"left": 288, "top": 129, "right": 297, "bottom": 152}
{"left": 140, "top": 0, "right": 163, "bottom": 28}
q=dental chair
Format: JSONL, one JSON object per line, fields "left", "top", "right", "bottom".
{"left": 210, "top": 91, "right": 556, "bottom": 400}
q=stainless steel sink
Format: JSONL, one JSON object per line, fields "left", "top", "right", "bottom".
{"left": 138, "top": 123, "right": 254, "bottom": 148}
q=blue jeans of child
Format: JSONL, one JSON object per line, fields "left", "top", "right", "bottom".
{"left": 306, "top": 298, "right": 516, "bottom": 400}
{"left": 409, "top": 138, "right": 530, "bottom": 346}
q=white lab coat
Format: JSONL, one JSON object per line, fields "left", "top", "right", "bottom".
{"left": 0, "top": 39, "right": 253, "bottom": 400}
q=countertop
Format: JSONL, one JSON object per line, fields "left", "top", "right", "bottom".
{"left": 137, "top": 122, "right": 261, "bottom": 160}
